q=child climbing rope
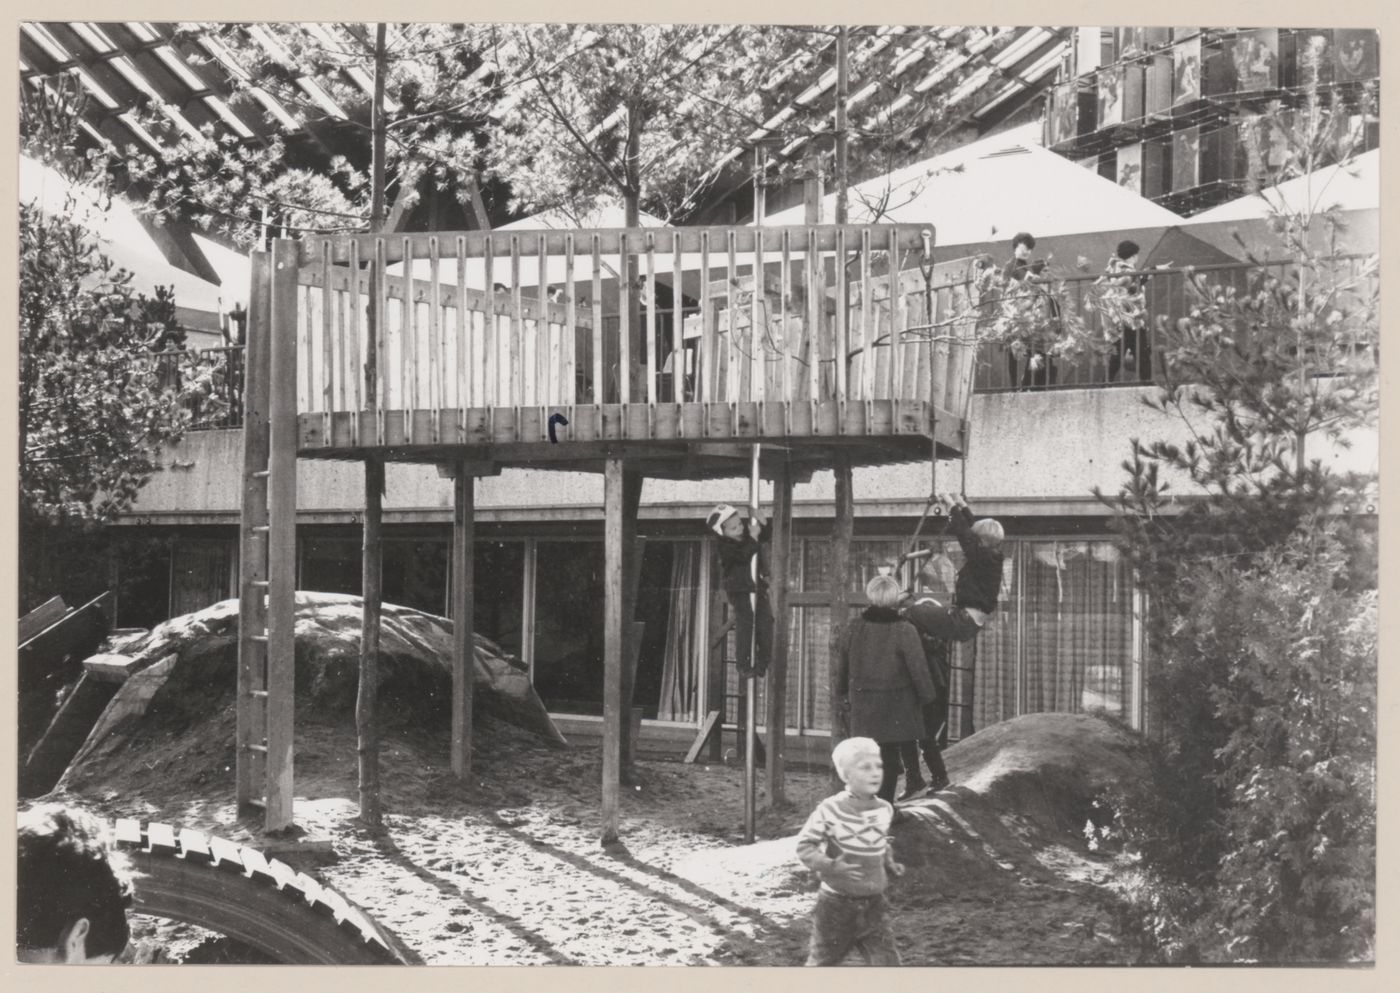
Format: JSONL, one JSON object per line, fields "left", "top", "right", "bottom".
{"left": 706, "top": 502, "right": 773, "bottom": 678}
{"left": 901, "top": 491, "right": 1004, "bottom": 645}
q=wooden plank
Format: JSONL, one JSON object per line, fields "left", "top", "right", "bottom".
{"left": 671, "top": 235, "right": 684, "bottom": 402}
{"left": 886, "top": 229, "right": 899, "bottom": 400}
{"left": 699, "top": 231, "right": 713, "bottom": 401}
{"left": 320, "top": 242, "right": 335, "bottom": 414}
{"left": 373, "top": 238, "right": 388, "bottom": 412}
{"left": 19, "top": 597, "right": 68, "bottom": 645}
{"left": 483, "top": 235, "right": 496, "bottom": 406}
{"left": 451, "top": 464, "right": 475, "bottom": 779}
{"left": 683, "top": 710, "right": 723, "bottom": 765}
{"left": 725, "top": 230, "right": 737, "bottom": 402}
{"left": 860, "top": 229, "right": 873, "bottom": 400}
{"left": 601, "top": 458, "right": 625, "bottom": 844}
{"left": 359, "top": 455, "right": 384, "bottom": 827}
{"left": 455, "top": 235, "right": 469, "bottom": 409}
{"left": 587, "top": 234, "right": 601, "bottom": 404}
{"left": 236, "top": 248, "right": 271, "bottom": 810}
{"left": 645, "top": 232, "right": 657, "bottom": 405}
{"left": 565, "top": 234, "right": 577, "bottom": 405}
{"left": 510, "top": 237, "right": 524, "bottom": 406}
{"left": 348, "top": 241, "right": 362, "bottom": 422}
{"left": 618, "top": 232, "right": 631, "bottom": 405}
{"left": 765, "top": 463, "right": 793, "bottom": 804}
{"left": 750, "top": 228, "right": 763, "bottom": 402}
{"left": 429, "top": 237, "right": 443, "bottom": 420}
{"left": 536, "top": 233, "right": 549, "bottom": 405}
{"left": 806, "top": 228, "right": 820, "bottom": 402}
{"left": 314, "top": 224, "right": 936, "bottom": 265}
{"left": 402, "top": 237, "right": 417, "bottom": 431}
{"left": 834, "top": 227, "right": 848, "bottom": 400}
{"left": 82, "top": 653, "right": 139, "bottom": 684}
{"left": 266, "top": 238, "right": 299, "bottom": 832}
{"left": 780, "top": 229, "right": 792, "bottom": 402}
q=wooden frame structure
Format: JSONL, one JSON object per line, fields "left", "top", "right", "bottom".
{"left": 236, "top": 221, "right": 980, "bottom": 839}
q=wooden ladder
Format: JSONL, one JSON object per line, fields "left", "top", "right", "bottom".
{"left": 236, "top": 241, "right": 299, "bottom": 832}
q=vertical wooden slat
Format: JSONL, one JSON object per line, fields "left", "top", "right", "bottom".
{"left": 451, "top": 465, "right": 475, "bottom": 779}
{"left": 591, "top": 235, "right": 603, "bottom": 403}
{"left": 511, "top": 236, "right": 524, "bottom": 405}
{"left": 756, "top": 228, "right": 767, "bottom": 403}
{"left": 429, "top": 237, "right": 443, "bottom": 419}
{"left": 780, "top": 229, "right": 792, "bottom": 402}
{"left": 565, "top": 234, "right": 577, "bottom": 405}
{"left": 265, "top": 238, "right": 299, "bottom": 832}
{"left": 699, "top": 231, "right": 713, "bottom": 401}
{"left": 298, "top": 283, "right": 313, "bottom": 413}
{"left": 537, "top": 233, "right": 550, "bottom": 405}
{"left": 887, "top": 228, "right": 900, "bottom": 400}
{"left": 483, "top": 235, "right": 496, "bottom": 406}
{"left": 236, "top": 248, "right": 271, "bottom": 810}
{"left": 402, "top": 238, "right": 416, "bottom": 429}
{"left": 806, "top": 228, "right": 820, "bottom": 401}
{"left": 321, "top": 241, "right": 335, "bottom": 413}
{"left": 671, "top": 233, "right": 683, "bottom": 402}
{"left": 765, "top": 463, "right": 793, "bottom": 806}
{"left": 359, "top": 456, "right": 383, "bottom": 827}
{"left": 834, "top": 227, "right": 848, "bottom": 399}
{"left": 860, "top": 228, "right": 873, "bottom": 400}
{"left": 645, "top": 232, "right": 657, "bottom": 405}
{"left": 618, "top": 232, "right": 631, "bottom": 404}
{"left": 348, "top": 241, "right": 362, "bottom": 421}
{"left": 374, "top": 238, "right": 388, "bottom": 412}
{"left": 601, "top": 458, "right": 625, "bottom": 845}
{"left": 726, "top": 229, "right": 737, "bottom": 401}
{"left": 456, "top": 236, "right": 468, "bottom": 409}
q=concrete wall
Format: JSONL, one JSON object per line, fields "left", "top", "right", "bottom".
{"left": 124, "top": 387, "right": 1377, "bottom": 525}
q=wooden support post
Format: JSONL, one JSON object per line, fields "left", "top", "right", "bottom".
{"left": 358, "top": 456, "right": 384, "bottom": 829}
{"left": 237, "top": 249, "right": 271, "bottom": 811}
{"left": 601, "top": 458, "right": 625, "bottom": 845}
{"left": 827, "top": 453, "right": 854, "bottom": 788}
{"left": 619, "top": 469, "right": 644, "bottom": 782}
{"left": 265, "top": 238, "right": 299, "bottom": 833}
{"left": 451, "top": 463, "right": 476, "bottom": 779}
{"left": 765, "top": 462, "right": 794, "bottom": 808}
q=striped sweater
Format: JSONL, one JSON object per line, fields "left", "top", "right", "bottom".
{"left": 795, "top": 791, "right": 896, "bottom": 897}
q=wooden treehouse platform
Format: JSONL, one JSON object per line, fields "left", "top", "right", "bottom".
{"left": 238, "top": 222, "right": 982, "bottom": 839}
{"left": 262, "top": 224, "right": 979, "bottom": 476}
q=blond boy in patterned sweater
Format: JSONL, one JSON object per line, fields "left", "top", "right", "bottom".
{"left": 796, "top": 736, "right": 905, "bottom": 965}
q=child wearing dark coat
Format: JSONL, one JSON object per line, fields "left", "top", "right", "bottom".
{"left": 706, "top": 503, "right": 773, "bottom": 678}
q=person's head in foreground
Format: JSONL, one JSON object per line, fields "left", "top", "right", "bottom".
{"left": 1011, "top": 231, "right": 1036, "bottom": 259}
{"left": 706, "top": 503, "right": 744, "bottom": 540}
{"left": 831, "top": 736, "right": 884, "bottom": 799}
{"left": 17, "top": 803, "right": 134, "bottom": 963}
{"left": 864, "top": 573, "right": 903, "bottom": 609}
{"left": 1116, "top": 239, "right": 1141, "bottom": 266}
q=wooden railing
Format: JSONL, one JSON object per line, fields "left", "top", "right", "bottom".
{"left": 284, "top": 224, "right": 980, "bottom": 423}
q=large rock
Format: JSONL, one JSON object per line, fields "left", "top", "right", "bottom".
{"left": 54, "top": 592, "right": 564, "bottom": 793}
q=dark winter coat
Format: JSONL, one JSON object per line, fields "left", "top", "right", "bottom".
{"left": 836, "top": 607, "right": 937, "bottom": 743}
{"left": 716, "top": 519, "right": 770, "bottom": 595}
{"left": 948, "top": 504, "right": 1003, "bottom": 615}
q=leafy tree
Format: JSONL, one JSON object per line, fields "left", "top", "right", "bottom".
{"left": 20, "top": 81, "right": 230, "bottom": 609}
{"left": 1090, "top": 61, "right": 1378, "bottom": 963}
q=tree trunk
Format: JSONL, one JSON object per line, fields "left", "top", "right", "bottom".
{"left": 357, "top": 22, "right": 390, "bottom": 833}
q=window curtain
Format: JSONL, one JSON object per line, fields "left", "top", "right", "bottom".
{"left": 1021, "top": 540, "right": 1131, "bottom": 717}
{"left": 656, "top": 543, "right": 704, "bottom": 722}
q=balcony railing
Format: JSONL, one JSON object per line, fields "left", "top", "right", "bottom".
{"left": 154, "top": 345, "right": 244, "bottom": 430}
{"left": 286, "top": 225, "right": 976, "bottom": 422}
{"left": 971, "top": 256, "right": 1376, "bottom": 392}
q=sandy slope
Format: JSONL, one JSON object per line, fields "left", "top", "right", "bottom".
{"left": 53, "top": 709, "right": 1146, "bottom": 966}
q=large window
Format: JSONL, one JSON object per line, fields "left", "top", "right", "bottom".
{"left": 786, "top": 534, "right": 1140, "bottom": 737}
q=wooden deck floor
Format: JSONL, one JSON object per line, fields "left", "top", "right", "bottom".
{"left": 297, "top": 399, "right": 964, "bottom": 477}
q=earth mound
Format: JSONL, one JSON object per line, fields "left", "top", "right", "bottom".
{"left": 57, "top": 592, "right": 564, "bottom": 797}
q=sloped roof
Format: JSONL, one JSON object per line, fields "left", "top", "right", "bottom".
{"left": 1189, "top": 150, "right": 1380, "bottom": 222}
{"left": 761, "top": 122, "right": 1183, "bottom": 246}
{"left": 20, "top": 153, "right": 228, "bottom": 332}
